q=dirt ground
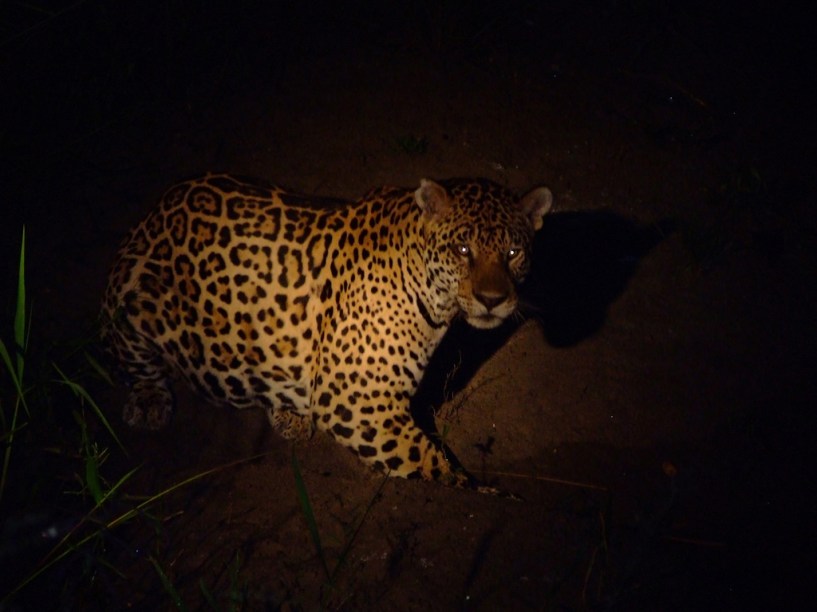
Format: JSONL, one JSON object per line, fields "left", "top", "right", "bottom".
{"left": 2, "top": 2, "right": 815, "bottom": 610}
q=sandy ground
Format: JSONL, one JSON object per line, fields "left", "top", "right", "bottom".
{"left": 1, "top": 2, "right": 814, "bottom": 610}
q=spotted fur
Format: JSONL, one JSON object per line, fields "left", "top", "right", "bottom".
{"left": 101, "top": 174, "right": 552, "bottom": 492}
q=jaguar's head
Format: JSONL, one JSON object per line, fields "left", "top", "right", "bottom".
{"left": 416, "top": 178, "right": 552, "bottom": 329}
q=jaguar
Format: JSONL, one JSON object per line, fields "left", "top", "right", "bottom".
{"left": 101, "top": 174, "right": 552, "bottom": 493}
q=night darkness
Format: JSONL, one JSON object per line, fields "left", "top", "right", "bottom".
{"left": 1, "top": 1, "right": 814, "bottom": 609}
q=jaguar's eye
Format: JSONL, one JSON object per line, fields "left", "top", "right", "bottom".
{"left": 507, "top": 247, "right": 523, "bottom": 260}
{"left": 454, "top": 244, "right": 470, "bottom": 256}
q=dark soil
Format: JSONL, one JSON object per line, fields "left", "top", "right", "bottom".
{"left": 2, "top": 1, "right": 814, "bottom": 610}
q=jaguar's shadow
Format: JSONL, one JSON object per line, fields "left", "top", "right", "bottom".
{"left": 411, "top": 209, "right": 674, "bottom": 431}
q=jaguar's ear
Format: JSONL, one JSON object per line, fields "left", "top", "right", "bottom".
{"left": 519, "top": 186, "right": 553, "bottom": 231}
{"left": 415, "top": 179, "right": 451, "bottom": 218}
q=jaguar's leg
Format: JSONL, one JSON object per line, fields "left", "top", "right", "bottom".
{"left": 102, "top": 310, "right": 175, "bottom": 430}
{"left": 124, "top": 376, "right": 174, "bottom": 430}
{"left": 372, "top": 421, "right": 510, "bottom": 497}
{"left": 266, "top": 407, "right": 315, "bottom": 440}
{"left": 316, "top": 398, "right": 504, "bottom": 495}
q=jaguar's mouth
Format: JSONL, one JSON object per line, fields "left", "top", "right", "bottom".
{"left": 465, "top": 313, "right": 504, "bottom": 330}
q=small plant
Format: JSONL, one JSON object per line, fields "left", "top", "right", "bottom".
{"left": 5, "top": 450, "right": 266, "bottom": 606}
{"left": 0, "top": 228, "right": 263, "bottom": 608}
{"left": 150, "top": 543, "right": 251, "bottom": 610}
{"left": 0, "top": 228, "right": 30, "bottom": 503}
{"left": 0, "top": 228, "right": 129, "bottom": 604}
{"left": 291, "top": 450, "right": 387, "bottom": 604}
{"left": 1, "top": 229, "right": 124, "bottom": 505}
{"left": 196, "top": 550, "right": 248, "bottom": 611}
{"left": 150, "top": 555, "right": 187, "bottom": 610}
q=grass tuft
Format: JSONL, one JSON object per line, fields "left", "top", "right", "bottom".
{"left": 0, "top": 227, "right": 270, "bottom": 608}
{"left": 291, "top": 448, "right": 388, "bottom": 603}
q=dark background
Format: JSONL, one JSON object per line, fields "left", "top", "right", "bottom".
{"left": 2, "top": 1, "right": 815, "bottom": 609}
{"left": 1, "top": 1, "right": 812, "bottom": 287}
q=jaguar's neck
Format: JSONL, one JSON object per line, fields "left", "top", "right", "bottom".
{"left": 390, "top": 199, "right": 459, "bottom": 343}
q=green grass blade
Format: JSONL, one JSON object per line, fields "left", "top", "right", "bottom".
{"left": 84, "top": 445, "right": 105, "bottom": 506}
{"left": 0, "top": 419, "right": 27, "bottom": 444}
{"left": 0, "top": 339, "right": 15, "bottom": 380}
{"left": 0, "top": 227, "right": 30, "bottom": 418}
{"left": 0, "top": 395, "right": 24, "bottom": 502}
{"left": 0, "top": 339, "right": 27, "bottom": 406}
{"left": 83, "top": 350, "right": 115, "bottom": 386}
{"left": 73, "top": 409, "right": 105, "bottom": 504}
{"left": 227, "top": 550, "right": 245, "bottom": 611}
{"left": 40, "top": 465, "right": 141, "bottom": 567}
{"left": 150, "top": 555, "right": 187, "bottom": 611}
{"left": 330, "top": 472, "right": 388, "bottom": 583}
{"left": 13, "top": 227, "right": 26, "bottom": 379}
{"left": 199, "top": 578, "right": 221, "bottom": 611}
{"left": 4, "top": 464, "right": 142, "bottom": 601}
{"left": 4, "top": 452, "right": 272, "bottom": 604}
{"left": 53, "top": 362, "right": 126, "bottom": 454}
{"left": 291, "top": 450, "right": 331, "bottom": 581}
{"left": 107, "top": 452, "right": 272, "bottom": 530}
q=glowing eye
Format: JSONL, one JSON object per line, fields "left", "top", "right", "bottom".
{"left": 508, "top": 247, "right": 522, "bottom": 259}
{"left": 455, "top": 244, "right": 470, "bottom": 256}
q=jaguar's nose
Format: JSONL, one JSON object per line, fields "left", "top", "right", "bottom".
{"left": 475, "top": 292, "right": 507, "bottom": 311}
